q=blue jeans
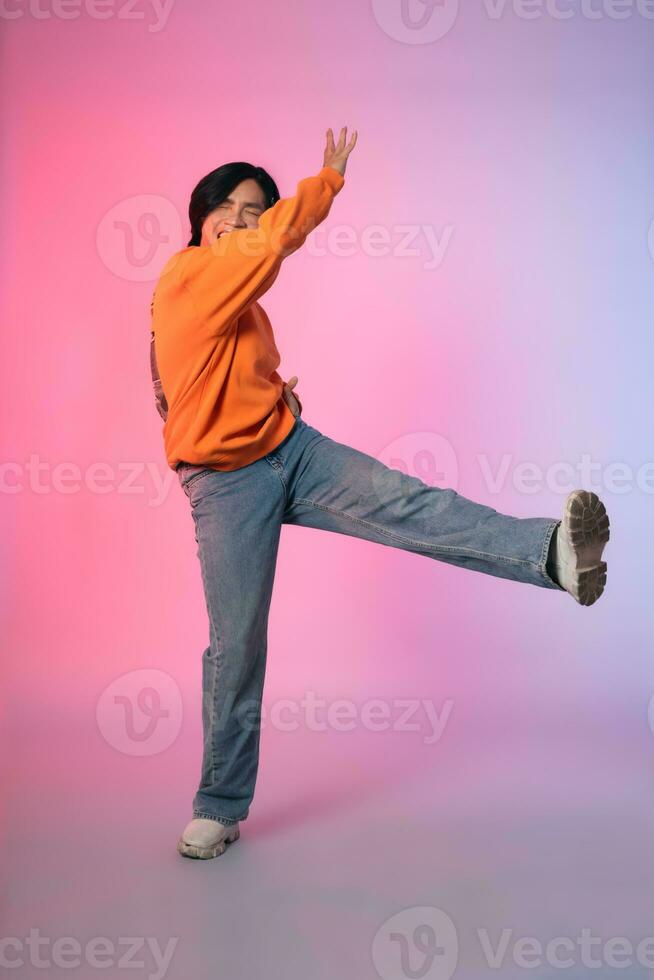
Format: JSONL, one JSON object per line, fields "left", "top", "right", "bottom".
{"left": 176, "top": 415, "right": 563, "bottom": 825}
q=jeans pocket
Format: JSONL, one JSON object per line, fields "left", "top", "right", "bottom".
{"left": 178, "top": 465, "right": 215, "bottom": 495}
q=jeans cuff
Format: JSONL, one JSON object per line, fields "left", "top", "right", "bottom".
{"left": 538, "top": 518, "right": 566, "bottom": 591}
{"left": 193, "top": 810, "right": 246, "bottom": 826}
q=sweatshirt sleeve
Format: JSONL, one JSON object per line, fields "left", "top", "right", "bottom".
{"left": 180, "top": 165, "right": 345, "bottom": 337}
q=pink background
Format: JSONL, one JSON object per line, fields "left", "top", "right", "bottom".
{"left": 3, "top": 1, "right": 653, "bottom": 977}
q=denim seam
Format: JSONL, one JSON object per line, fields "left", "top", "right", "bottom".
{"left": 196, "top": 535, "right": 220, "bottom": 781}
{"left": 264, "top": 454, "right": 289, "bottom": 504}
{"left": 193, "top": 811, "right": 244, "bottom": 825}
{"left": 292, "top": 497, "right": 538, "bottom": 568}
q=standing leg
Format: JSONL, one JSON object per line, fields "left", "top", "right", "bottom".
{"left": 277, "top": 419, "right": 565, "bottom": 591}
{"left": 176, "top": 456, "right": 286, "bottom": 830}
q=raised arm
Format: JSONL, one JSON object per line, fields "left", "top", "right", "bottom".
{"left": 174, "top": 127, "right": 358, "bottom": 338}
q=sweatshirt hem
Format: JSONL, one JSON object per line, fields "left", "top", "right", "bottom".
{"left": 168, "top": 401, "right": 297, "bottom": 473}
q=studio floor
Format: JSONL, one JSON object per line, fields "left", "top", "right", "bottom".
{"left": 5, "top": 696, "right": 652, "bottom": 980}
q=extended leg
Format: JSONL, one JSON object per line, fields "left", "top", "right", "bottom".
{"left": 281, "top": 422, "right": 564, "bottom": 591}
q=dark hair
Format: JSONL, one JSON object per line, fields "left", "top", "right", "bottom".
{"left": 187, "top": 162, "right": 280, "bottom": 247}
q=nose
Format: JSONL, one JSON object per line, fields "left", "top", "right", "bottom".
{"left": 223, "top": 213, "right": 247, "bottom": 232}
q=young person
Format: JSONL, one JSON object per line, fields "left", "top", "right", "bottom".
{"left": 149, "top": 127, "right": 610, "bottom": 860}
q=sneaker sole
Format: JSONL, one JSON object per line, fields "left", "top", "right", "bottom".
{"left": 177, "top": 825, "right": 240, "bottom": 860}
{"left": 563, "top": 490, "right": 610, "bottom": 606}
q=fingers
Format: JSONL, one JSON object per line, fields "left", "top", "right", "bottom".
{"left": 339, "top": 126, "right": 358, "bottom": 149}
{"left": 327, "top": 126, "right": 358, "bottom": 152}
{"left": 282, "top": 385, "right": 301, "bottom": 417}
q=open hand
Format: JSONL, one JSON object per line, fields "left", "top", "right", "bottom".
{"left": 323, "top": 126, "right": 358, "bottom": 177}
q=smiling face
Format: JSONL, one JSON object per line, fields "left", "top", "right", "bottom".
{"left": 200, "top": 178, "right": 267, "bottom": 246}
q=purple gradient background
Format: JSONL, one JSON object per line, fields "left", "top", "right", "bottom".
{"left": 2, "top": 1, "right": 653, "bottom": 978}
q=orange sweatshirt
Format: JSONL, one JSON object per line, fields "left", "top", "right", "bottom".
{"left": 150, "top": 164, "right": 345, "bottom": 471}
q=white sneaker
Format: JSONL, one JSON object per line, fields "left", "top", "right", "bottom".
{"left": 551, "top": 490, "right": 610, "bottom": 606}
{"left": 177, "top": 818, "right": 240, "bottom": 860}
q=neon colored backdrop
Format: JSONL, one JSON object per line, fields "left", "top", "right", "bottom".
{"left": 3, "top": 2, "right": 652, "bottom": 976}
